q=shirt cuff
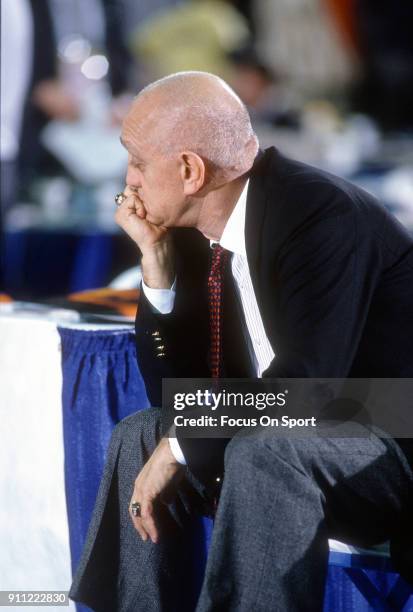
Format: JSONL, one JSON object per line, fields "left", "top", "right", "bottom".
{"left": 168, "top": 436, "right": 187, "bottom": 465}
{"left": 141, "top": 277, "right": 176, "bottom": 314}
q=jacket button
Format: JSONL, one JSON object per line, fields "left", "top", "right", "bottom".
{"left": 152, "top": 331, "right": 160, "bottom": 337}
{"left": 156, "top": 352, "right": 166, "bottom": 358}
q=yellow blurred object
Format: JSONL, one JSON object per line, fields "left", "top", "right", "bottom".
{"left": 131, "top": 0, "right": 250, "bottom": 80}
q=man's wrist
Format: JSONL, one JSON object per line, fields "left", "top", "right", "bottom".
{"left": 160, "top": 437, "right": 181, "bottom": 465}
{"left": 141, "top": 242, "right": 175, "bottom": 289}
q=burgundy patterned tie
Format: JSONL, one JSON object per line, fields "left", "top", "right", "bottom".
{"left": 208, "top": 244, "right": 231, "bottom": 378}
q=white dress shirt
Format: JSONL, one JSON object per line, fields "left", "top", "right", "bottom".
{"left": 142, "top": 179, "right": 275, "bottom": 464}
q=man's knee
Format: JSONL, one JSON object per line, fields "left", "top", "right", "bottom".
{"left": 224, "top": 433, "right": 304, "bottom": 478}
{"left": 224, "top": 433, "right": 265, "bottom": 472}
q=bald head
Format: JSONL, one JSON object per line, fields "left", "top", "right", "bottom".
{"left": 123, "top": 71, "right": 259, "bottom": 180}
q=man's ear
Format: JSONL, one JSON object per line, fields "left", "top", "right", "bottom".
{"left": 179, "top": 151, "right": 206, "bottom": 195}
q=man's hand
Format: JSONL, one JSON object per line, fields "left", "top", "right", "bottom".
{"left": 115, "top": 186, "right": 168, "bottom": 251}
{"left": 129, "top": 438, "right": 183, "bottom": 543}
{"left": 115, "top": 187, "right": 175, "bottom": 288}
{"left": 32, "top": 80, "right": 80, "bottom": 121}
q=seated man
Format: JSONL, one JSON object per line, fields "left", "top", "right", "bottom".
{"left": 70, "top": 71, "right": 413, "bottom": 612}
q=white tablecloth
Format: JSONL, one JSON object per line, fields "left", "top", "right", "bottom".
{"left": 0, "top": 311, "right": 132, "bottom": 611}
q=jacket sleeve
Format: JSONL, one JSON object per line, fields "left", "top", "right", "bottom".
{"left": 134, "top": 229, "right": 210, "bottom": 407}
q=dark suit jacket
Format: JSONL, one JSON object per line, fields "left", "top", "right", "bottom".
{"left": 135, "top": 147, "right": 413, "bottom": 482}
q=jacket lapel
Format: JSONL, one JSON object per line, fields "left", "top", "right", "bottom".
{"left": 244, "top": 148, "right": 272, "bottom": 307}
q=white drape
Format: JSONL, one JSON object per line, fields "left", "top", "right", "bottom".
{"left": 0, "top": 315, "right": 75, "bottom": 611}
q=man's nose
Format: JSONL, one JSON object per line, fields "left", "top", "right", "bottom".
{"left": 125, "top": 166, "right": 142, "bottom": 188}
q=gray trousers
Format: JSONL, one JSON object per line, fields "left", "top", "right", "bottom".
{"left": 70, "top": 408, "right": 413, "bottom": 612}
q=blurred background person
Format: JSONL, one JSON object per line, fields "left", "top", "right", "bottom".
{"left": 0, "top": 0, "right": 79, "bottom": 217}
{"left": 227, "top": 46, "right": 301, "bottom": 129}
{"left": 18, "top": 0, "right": 137, "bottom": 198}
{"left": 0, "top": 0, "right": 139, "bottom": 295}
{"left": 254, "top": 0, "right": 357, "bottom": 104}
{"left": 18, "top": 0, "right": 80, "bottom": 197}
{"left": 1, "top": 0, "right": 77, "bottom": 286}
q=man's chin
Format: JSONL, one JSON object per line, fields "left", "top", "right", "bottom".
{"left": 146, "top": 215, "right": 167, "bottom": 227}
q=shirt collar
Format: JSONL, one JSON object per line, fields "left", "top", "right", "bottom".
{"left": 210, "top": 179, "right": 249, "bottom": 256}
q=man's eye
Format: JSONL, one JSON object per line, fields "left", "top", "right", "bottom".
{"left": 129, "top": 156, "right": 143, "bottom": 168}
